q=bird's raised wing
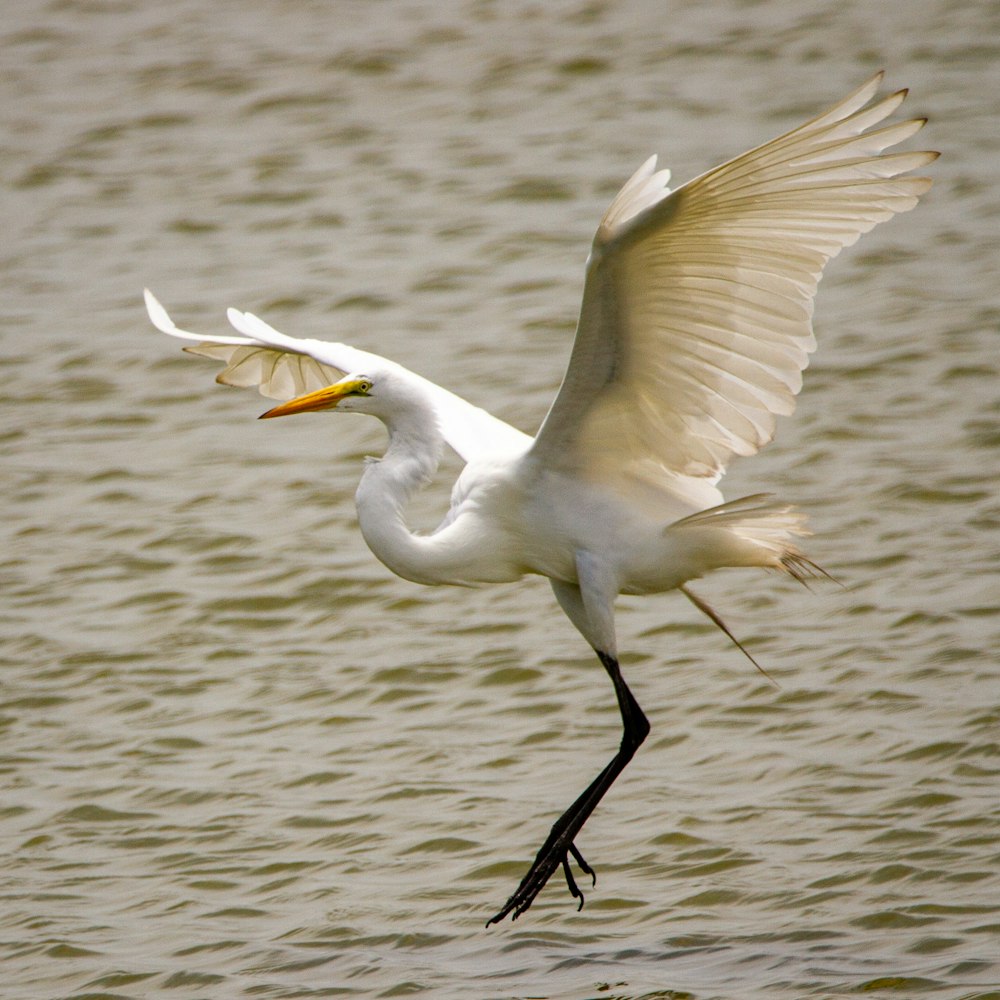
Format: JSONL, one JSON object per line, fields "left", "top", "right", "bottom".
{"left": 145, "top": 290, "right": 530, "bottom": 462}
{"left": 530, "top": 73, "right": 937, "bottom": 492}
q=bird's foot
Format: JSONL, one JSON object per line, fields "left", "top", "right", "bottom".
{"left": 563, "top": 843, "right": 597, "bottom": 908}
{"left": 486, "top": 651, "right": 646, "bottom": 926}
{"left": 486, "top": 838, "right": 596, "bottom": 925}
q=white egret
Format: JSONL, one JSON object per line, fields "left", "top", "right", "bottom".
{"left": 144, "top": 73, "right": 935, "bottom": 923}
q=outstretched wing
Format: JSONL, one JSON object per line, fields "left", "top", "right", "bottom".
{"left": 530, "top": 73, "right": 937, "bottom": 492}
{"left": 145, "top": 290, "right": 530, "bottom": 462}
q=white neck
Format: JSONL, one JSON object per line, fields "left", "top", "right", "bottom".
{"left": 352, "top": 382, "right": 523, "bottom": 588}
{"left": 354, "top": 403, "right": 448, "bottom": 586}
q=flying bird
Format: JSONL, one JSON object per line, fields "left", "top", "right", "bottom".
{"left": 144, "top": 73, "right": 935, "bottom": 924}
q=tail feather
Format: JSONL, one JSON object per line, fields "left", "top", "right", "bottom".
{"left": 671, "top": 492, "right": 829, "bottom": 582}
{"left": 679, "top": 584, "right": 780, "bottom": 688}
{"left": 672, "top": 494, "right": 836, "bottom": 686}
{"left": 780, "top": 551, "right": 835, "bottom": 586}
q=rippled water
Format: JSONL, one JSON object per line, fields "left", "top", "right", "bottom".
{"left": 3, "top": 1, "right": 999, "bottom": 998}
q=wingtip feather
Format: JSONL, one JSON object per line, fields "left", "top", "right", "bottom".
{"left": 144, "top": 288, "right": 176, "bottom": 334}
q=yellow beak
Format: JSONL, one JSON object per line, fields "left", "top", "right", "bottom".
{"left": 259, "top": 377, "right": 366, "bottom": 419}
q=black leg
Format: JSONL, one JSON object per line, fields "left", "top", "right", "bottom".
{"left": 486, "top": 651, "right": 650, "bottom": 925}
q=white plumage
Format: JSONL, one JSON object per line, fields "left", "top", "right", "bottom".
{"left": 145, "top": 73, "right": 936, "bottom": 923}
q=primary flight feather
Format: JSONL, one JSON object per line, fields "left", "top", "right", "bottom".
{"left": 145, "top": 72, "right": 936, "bottom": 923}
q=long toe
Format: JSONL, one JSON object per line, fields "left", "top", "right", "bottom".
{"left": 569, "top": 843, "right": 596, "bottom": 886}
{"left": 561, "top": 856, "right": 585, "bottom": 911}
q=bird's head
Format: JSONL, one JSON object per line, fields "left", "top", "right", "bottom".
{"left": 259, "top": 373, "right": 377, "bottom": 420}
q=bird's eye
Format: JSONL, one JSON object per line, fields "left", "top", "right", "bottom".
{"left": 357, "top": 380, "right": 372, "bottom": 394}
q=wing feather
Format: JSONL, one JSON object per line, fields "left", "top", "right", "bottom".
{"left": 145, "top": 290, "right": 529, "bottom": 462}
{"left": 531, "top": 73, "right": 937, "bottom": 488}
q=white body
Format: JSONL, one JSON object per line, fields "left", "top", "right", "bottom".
{"left": 144, "top": 73, "right": 936, "bottom": 658}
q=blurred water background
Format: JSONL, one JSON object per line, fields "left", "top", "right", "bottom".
{"left": 2, "top": 1, "right": 998, "bottom": 998}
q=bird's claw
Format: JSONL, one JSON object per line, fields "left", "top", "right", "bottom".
{"left": 487, "top": 840, "right": 596, "bottom": 925}
{"left": 561, "top": 856, "right": 583, "bottom": 910}
{"left": 563, "top": 842, "right": 598, "bottom": 910}
{"left": 569, "top": 842, "right": 596, "bottom": 886}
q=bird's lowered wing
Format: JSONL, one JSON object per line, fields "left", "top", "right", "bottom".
{"left": 145, "top": 290, "right": 531, "bottom": 463}
{"left": 530, "top": 73, "right": 937, "bottom": 491}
